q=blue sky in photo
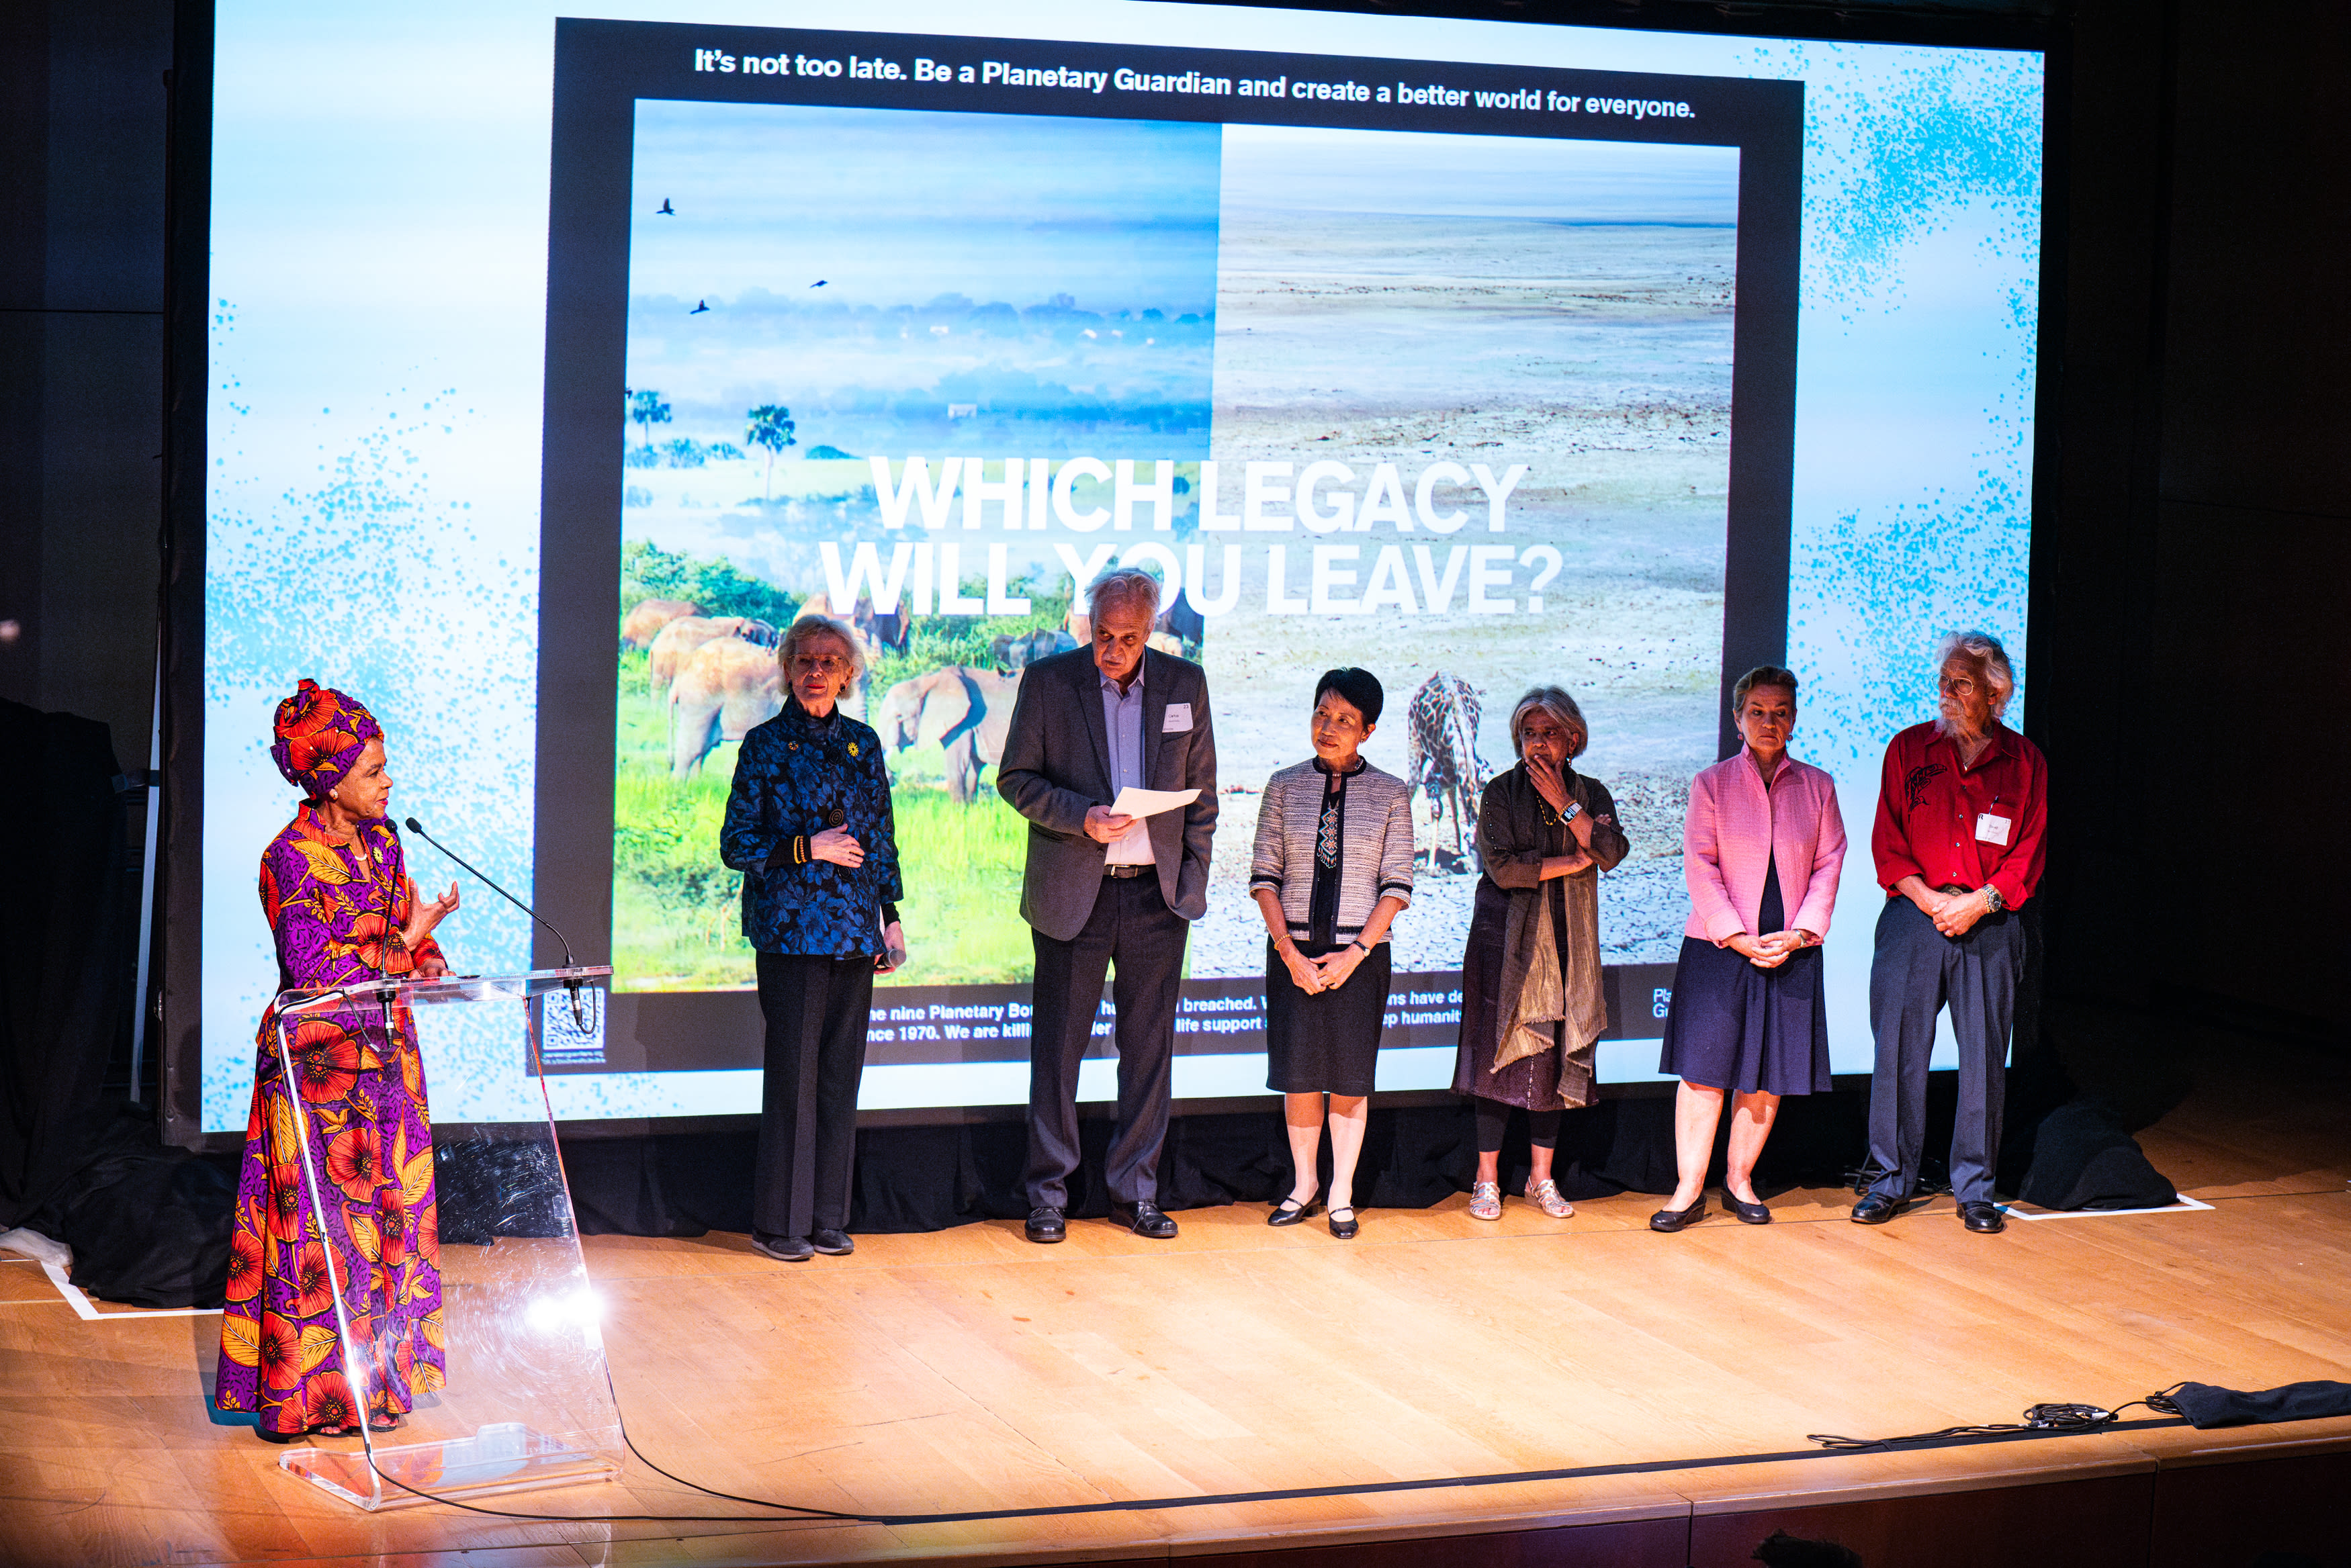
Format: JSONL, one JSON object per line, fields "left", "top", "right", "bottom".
{"left": 629, "top": 101, "right": 1224, "bottom": 314}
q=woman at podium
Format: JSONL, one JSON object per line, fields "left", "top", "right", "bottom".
{"left": 216, "top": 680, "right": 461, "bottom": 1439}
{"left": 721, "top": 616, "right": 904, "bottom": 1263}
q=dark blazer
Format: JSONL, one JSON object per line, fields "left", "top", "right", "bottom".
{"left": 996, "top": 646, "right": 1218, "bottom": 942}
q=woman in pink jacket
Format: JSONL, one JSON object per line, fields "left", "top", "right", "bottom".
{"left": 1650, "top": 666, "right": 1845, "bottom": 1231}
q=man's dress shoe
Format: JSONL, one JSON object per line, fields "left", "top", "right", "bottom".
{"left": 1959, "top": 1201, "right": 2006, "bottom": 1234}
{"left": 1110, "top": 1201, "right": 1178, "bottom": 1239}
{"left": 1849, "top": 1193, "right": 1905, "bottom": 1225}
{"left": 1024, "top": 1206, "right": 1066, "bottom": 1244}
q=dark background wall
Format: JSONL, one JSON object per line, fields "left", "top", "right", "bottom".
{"left": 2, "top": 0, "right": 2344, "bottom": 1056}
{"left": 1, "top": 0, "right": 173, "bottom": 777}
{"left": 2029, "top": 0, "right": 2350, "bottom": 1039}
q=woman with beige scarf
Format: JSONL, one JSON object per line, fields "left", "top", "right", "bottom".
{"left": 1449, "top": 687, "right": 1628, "bottom": 1221}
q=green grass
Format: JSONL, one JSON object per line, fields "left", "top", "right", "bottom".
{"left": 612, "top": 760, "right": 748, "bottom": 989}
{"left": 611, "top": 659, "right": 1035, "bottom": 990}
{"left": 876, "top": 786, "right": 1034, "bottom": 984}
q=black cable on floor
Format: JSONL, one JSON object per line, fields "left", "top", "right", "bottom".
{"left": 1806, "top": 1385, "right": 2188, "bottom": 1452}
{"left": 339, "top": 1403, "right": 2194, "bottom": 1529}
{"left": 359, "top": 1459, "right": 855, "bottom": 1527}
{"left": 315, "top": 1347, "right": 875, "bottom": 1525}
{"left": 852, "top": 1416, "right": 2195, "bottom": 1528}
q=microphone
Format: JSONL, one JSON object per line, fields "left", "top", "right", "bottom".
{"left": 403, "top": 816, "right": 589, "bottom": 1034}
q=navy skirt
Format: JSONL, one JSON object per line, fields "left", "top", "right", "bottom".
{"left": 1656, "top": 860, "right": 1832, "bottom": 1097}
{"left": 1266, "top": 939, "right": 1390, "bottom": 1096}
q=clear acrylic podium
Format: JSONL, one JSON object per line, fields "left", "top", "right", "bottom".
{"left": 269, "top": 966, "right": 623, "bottom": 1511}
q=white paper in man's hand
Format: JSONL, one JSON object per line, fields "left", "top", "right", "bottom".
{"left": 1108, "top": 786, "right": 1200, "bottom": 820}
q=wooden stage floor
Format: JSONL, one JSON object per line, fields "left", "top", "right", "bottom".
{"left": 5, "top": 1025, "right": 2349, "bottom": 1568}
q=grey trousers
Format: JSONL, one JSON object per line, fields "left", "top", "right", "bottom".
{"left": 1865, "top": 895, "right": 2023, "bottom": 1205}
{"left": 1024, "top": 874, "right": 1188, "bottom": 1211}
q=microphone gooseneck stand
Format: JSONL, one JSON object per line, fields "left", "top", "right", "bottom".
{"left": 402, "top": 815, "right": 590, "bottom": 1032}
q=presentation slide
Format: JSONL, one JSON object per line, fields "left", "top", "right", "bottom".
{"left": 196, "top": 3, "right": 2043, "bottom": 1132}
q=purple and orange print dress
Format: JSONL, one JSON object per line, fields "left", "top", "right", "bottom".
{"left": 214, "top": 803, "right": 449, "bottom": 1436}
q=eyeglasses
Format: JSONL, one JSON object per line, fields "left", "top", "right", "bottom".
{"left": 791, "top": 655, "right": 853, "bottom": 675}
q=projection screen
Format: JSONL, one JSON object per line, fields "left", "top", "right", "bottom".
{"left": 178, "top": 1, "right": 2044, "bottom": 1138}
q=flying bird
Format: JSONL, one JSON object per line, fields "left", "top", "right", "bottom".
{"left": 657, "top": 198, "right": 674, "bottom": 216}
{"left": 690, "top": 299, "right": 709, "bottom": 314}
{"left": 810, "top": 279, "right": 828, "bottom": 288}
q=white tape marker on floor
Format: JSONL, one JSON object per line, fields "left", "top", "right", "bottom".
{"left": 42, "top": 1260, "right": 222, "bottom": 1320}
{"left": 2005, "top": 1195, "right": 2217, "bottom": 1221}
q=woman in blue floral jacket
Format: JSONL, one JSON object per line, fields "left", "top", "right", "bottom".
{"left": 720, "top": 614, "right": 904, "bottom": 1262}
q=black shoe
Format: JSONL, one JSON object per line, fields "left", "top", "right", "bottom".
{"left": 751, "top": 1233, "right": 814, "bottom": 1262}
{"left": 812, "top": 1229, "right": 854, "bottom": 1255}
{"left": 1730, "top": 1197, "right": 1772, "bottom": 1225}
{"left": 1024, "top": 1206, "right": 1066, "bottom": 1244}
{"left": 1649, "top": 1197, "right": 1709, "bottom": 1233}
{"left": 1110, "top": 1201, "right": 1178, "bottom": 1239}
{"left": 1850, "top": 1193, "right": 1905, "bottom": 1225}
{"left": 1327, "top": 1206, "right": 1359, "bottom": 1240}
{"left": 1959, "top": 1201, "right": 2006, "bottom": 1234}
{"left": 1268, "top": 1194, "right": 1322, "bottom": 1228}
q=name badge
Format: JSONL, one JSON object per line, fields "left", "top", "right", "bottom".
{"left": 1976, "top": 813, "right": 2012, "bottom": 846}
{"left": 1162, "top": 702, "right": 1192, "bottom": 733}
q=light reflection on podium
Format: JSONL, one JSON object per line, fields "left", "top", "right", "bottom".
{"left": 274, "top": 968, "right": 624, "bottom": 1512}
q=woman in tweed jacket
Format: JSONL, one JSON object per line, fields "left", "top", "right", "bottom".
{"left": 1249, "top": 668, "right": 1414, "bottom": 1239}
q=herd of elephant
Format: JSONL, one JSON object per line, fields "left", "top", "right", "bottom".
{"left": 621, "top": 596, "right": 1148, "bottom": 796}
{"left": 619, "top": 596, "right": 1486, "bottom": 858}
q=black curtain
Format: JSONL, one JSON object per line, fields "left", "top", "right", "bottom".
{"left": 0, "top": 699, "right": 134, "bottom": 1230}
{"left": 545, "top": 1088, "right": 1880, "bottom": 1240}
{"left": 0, "top": 700, "right": 238, "bottom": 1309}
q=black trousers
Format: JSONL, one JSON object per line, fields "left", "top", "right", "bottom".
{"left": 1472, "top": 1101, "right": 1561, "bottom": 1154}
{"left": 1865, "top": 896, "right": 2023, "bottom": 1206}
{"left": 752, "top": 951, "right": 873, "bottom": 1241}
{"left": 1024, "top": 874, "right": 1188, "bottom": 1210}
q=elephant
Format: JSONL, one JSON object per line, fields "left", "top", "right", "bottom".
{"left": 793, "top": 592, "right": 895, "bottom": 657}
{"left": 667, "top": 635, "right": 783, "bottom": 779}
{"left": 1158, "top": 588, "right": 1206, "bottom": 660}
{"left": 648, "top": 615, "right": 776, "bottom": 700}
{"left": 875, "top": 665, "right": 1021, "bottom": 804}
{"left": 989, "top": 628, "right": 1075, "bottom": 674}
{"left": 621, "top": 597, "right": 699, "bottom": 649}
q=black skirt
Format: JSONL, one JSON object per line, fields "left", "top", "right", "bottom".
{"left": 1656, "top": 859, "right": 1832, "bottom": 1097}
{"left": 1264, "top": 939, "right": 1391, "bottom": 1096}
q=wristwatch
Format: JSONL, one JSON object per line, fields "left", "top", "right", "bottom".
{"left": 1979, "top": 884, "right": 2005, "bottom": 914}
{"left": 1559, "top": 800, "right": 1583, "bottom": 823}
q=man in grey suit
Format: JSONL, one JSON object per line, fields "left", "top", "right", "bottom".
{"left": 997, "top": 567, "right": 1218, "bottom": 1242}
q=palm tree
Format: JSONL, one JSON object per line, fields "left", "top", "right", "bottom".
{"left": 628, "top": 389, "right": 670, "bottom": 452}
{"left": 745, "top": 405, "right": 797, "bottom": 502}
